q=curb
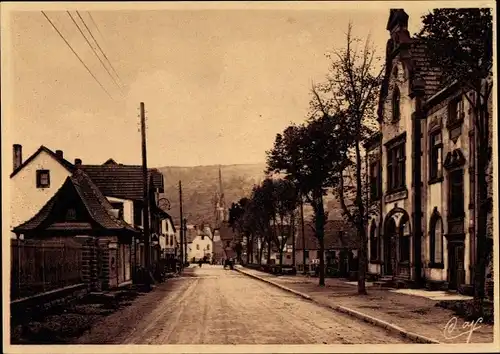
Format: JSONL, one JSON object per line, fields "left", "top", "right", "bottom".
{"left": 235, "top": 267, "right": 441, "bottom": 344}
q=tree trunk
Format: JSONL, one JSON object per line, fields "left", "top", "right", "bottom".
{"left": 474, "top": 124, "right": 489, "bottom": 303}
{"left": 267, "top": 235, "right": 272, "bottom": 265}
{"left": 354, "top": 137, "right": 368, "bottom": 295}
{"left": 246, "top": 234, "right": 251, "bottom": 264}
{"left": 314, "top": 194, "right": 326, "bottom": 287}
{"left": 292, "top": 214, "right": 296, "bottom": 268}
{"left": 300, "top": 199, "right": 307, "bottom": 274}
{"left": 279, "top": 248, "right": 284, "bottom": 272}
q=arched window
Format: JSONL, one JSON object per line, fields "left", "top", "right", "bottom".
{"left": 196, "top": 244, "right": 200, "bottom": 250}
{"left": 370, "top": 222, "right": 378, "bottom": 261}
{"left": 392, "top": 86, "right": 401, "bottom": 121}
{"left": 430, "top": 213, "right": 444, "bottom": 265}
{"left": 207, "top": 244, "right": 210, "bottom": 251}
{"left": 399, "top": 216, "right": 410, "bottom": 262}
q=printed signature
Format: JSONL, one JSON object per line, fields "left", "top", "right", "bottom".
{"left": 443, "top": 316, "right": 483, "bottom": 343}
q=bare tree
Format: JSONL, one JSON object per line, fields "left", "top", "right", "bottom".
{"left": 310, "top": 23, "right": 383, "bottom": 294}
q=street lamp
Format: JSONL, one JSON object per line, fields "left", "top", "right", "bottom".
{"left": 158, "top": 197, "right": 171, "bottom": 210}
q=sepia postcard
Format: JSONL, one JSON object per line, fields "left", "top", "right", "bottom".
{"left": 1, "top": 1, "right": 498, "bottom": 353}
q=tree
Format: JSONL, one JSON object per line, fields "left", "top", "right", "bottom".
{"left": 270, "top": 179, "right": 299, "bottom": 271}
{"left": 228, "top": 198, "right": 250, "bottom": 263}
{"left": 266, "top": 113, "right": 348, "bottom": 286}
{"left": 246, "top": 183, "right": 274, "bottom": 264}
{"left": 417, "top": 8, "right": 493, "bottom": 303}
{"left": 310, "top": 23, "right": 383, "bottom": 294}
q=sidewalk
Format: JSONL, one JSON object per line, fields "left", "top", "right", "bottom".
{"left": 236, "top": 267, "right": 494, "bottom": 344}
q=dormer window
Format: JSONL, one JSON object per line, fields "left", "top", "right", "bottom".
{"left": 36, "top": 170, "right": 50, "bottom": 188}
{"left": 392, "top": 86, "right": 401, "bottom": 122}
{"left": 66, "top": 208, "right": 77, "bottom": 221}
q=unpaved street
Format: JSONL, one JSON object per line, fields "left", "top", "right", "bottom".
{"left": 77, "top": 265, "right": 411, "bottom": 344}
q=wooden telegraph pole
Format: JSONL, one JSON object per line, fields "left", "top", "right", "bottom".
{"left": 140, "top": 102, "right": 152, "bottom": 289}
{"left": 300, "top": 196, "right": 306, "bottom": 274}
{"left": 179, "top": 180, "right": 184, "bottom": 269}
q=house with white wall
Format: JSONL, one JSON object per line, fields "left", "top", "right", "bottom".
{"left": 366, "top": 9, "right": 493, "bottom": 294}
{"left": 187, "top": 225, "right": 213, "bottom": 262}
{"left": 9, "top": 144, "right": 79, "bottom": 239}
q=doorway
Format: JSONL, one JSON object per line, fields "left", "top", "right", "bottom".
{"left": 384, "top": 218, "right": 396, "bottom": 276}
{"left": 448, "top": 242, "right": 465, "bottom": 290}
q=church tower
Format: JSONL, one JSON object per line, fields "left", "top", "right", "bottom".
{"left": 213, "top": 165, "right": 227, "bottom": 229}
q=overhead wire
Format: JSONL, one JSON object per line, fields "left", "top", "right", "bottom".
{"left": 80, "top": 11, "right": 125, "bottom": 88}
{"left": 66, "top": 10, "right": 124, "bottom": 95}
{"left": 41, "top": 11, "right": 113, "bottom": 99}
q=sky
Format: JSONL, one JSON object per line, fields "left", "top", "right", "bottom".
{"left": 4, "top": 2, "right": 438, "bottom": 168}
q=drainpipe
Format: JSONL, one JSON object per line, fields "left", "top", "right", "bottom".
{"left": 411, "top": 78, "right": 425, "bottom": 287}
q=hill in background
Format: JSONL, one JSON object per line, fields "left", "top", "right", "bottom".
{"left": 157, "top": 163, "right": 344, "bottom": 227}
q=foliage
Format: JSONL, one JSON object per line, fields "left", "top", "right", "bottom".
{"left": 417, "top": 8, "right": 493, "bottom": 88}
{"left": 266, "top": 112, "right": 349, "bottom": 286}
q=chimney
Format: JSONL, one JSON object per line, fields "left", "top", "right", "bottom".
{"left": 55, "top": 150, "right": 64, "bottom": 159}
{"left": 13, "top": 144, "right": 22, "bottom": 172}
{"left": 75, "top": 158, "right": 82, "bottom": 166}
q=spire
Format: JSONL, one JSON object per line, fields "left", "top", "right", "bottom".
{"left": 218, "top": 165, "right": 224, "bottom": 198}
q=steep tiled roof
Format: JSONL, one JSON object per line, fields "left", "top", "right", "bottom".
{"left": 13, "top": 169, "right": 138, "bottom": 234}
{"left": 10, "top": 145, "right": 74, "bottom": 178}
{"left": 295, "top": 219, "right": 359, "bottom": 250}
{"left": 409, "top": 39, "right": 443, "bottom": 99}
{"left": 79, "top": 164, "right": 164, "bottom": 201}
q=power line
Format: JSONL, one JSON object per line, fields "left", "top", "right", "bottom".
{"left": 81, "top": 11, "right": 125, "bottom": 87}
{"left": 67, "top": 11, "right": 123, "bottom": 95}
{"left": 41, "top": 11, "right": 113, "bottom": 99}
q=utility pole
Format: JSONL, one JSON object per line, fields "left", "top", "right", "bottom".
{"left": 179, "top": 180, "right": 184, "bottom": 269}
{"left": 183, "top": 217, "right": 188, "bottom": 264}
{"left": 140, "top": 102, "right": 151, "bottom": 289}
{"left": 300, "top": 196, "right": 306, "bottom": 274}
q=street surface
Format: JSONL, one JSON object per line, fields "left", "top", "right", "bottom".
{"left": 113, "top": 265, "right": 410, "bottom": 344}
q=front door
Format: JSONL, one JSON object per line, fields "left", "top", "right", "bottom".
{"left": 384, "top": 219, "right": 397, "bottom": 276}
{"left": 448, "top": 243, "right": 465, "bottom": 290}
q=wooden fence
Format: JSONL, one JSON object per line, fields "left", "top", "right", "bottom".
{"left": 11, "top": 238, "right": 85, "bottom": 301}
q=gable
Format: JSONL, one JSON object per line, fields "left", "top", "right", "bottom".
{"left": 10, "top": 146, "right": 74, "bottom": 179}
{"left": 11, "top": 149, "right": 72, "bottom": 182}
{"left": 13, "top": 170, "right": 138, "bottom": 234}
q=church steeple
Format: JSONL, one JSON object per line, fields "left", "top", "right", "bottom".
{"left": 214, "top": 165, "right": 227, "bottom": 228}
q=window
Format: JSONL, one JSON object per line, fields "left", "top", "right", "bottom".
{"left": 448, "top": 95, "right": 465, "bottom": 125}
{"left": 65, "top": 208, "right": 77, "bottom": 221}
{"left": 206, "top": 244, "right": 210, "bottom": 250}
{"left": 133, "top": 205, "right": 143, "bottom": 226}
{"left": 392, "top": 86, "right": 401, "bottom": 121}
{"left": 170, "top": 235, "right": 173, "bottom": 246}
{"left": 36, "top": 170, "right": 50, "bottom": 188}
{"left": 430, "top": 215, "right": 443, "bottom": 265}
{"left": 111, "top": 202, "right": 124, "bottom": 219}
{"left": 399, "top": 218, "right": 410, "bottom": 262}
{"left": 429, "top": 130, "right": 443, "bottom": 181}
{"left": 449, "top": 169, "right": 464, "bottom": 218}
{"left": 304, "top": 250, "right": 309, "bottom": 258}
{"left": 196, "top": 244, "right": 200, "bottom": 250}
{"left": 370, "top": 222, "right": 378, "bottom": 261}
{"left": 387, "top": 142, "right": 406, "bottom": 192}
{"left": 370, "top": 161, "right": 381, "bottom": 200}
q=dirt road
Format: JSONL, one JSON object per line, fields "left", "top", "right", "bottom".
{"left": 76, "top": 265, "right": 411, "bottom": 344}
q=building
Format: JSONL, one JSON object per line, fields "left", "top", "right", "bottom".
{"left": 366, "top": 9, "right": 494, "bottom": 292}
{"left": 79, "top": 160, "right": 164, "bottom": 268}
{"left": 10, "top": 145, "right": 79, "bottom": 239}
{"left": 13, "top": 168, "right": 139, "bottom": 290}
{"left": 187, "top": 225, "right": 213, "bottom": 262}
{"left": 158, "top": 210, "right": 177, "bottom": 259}
{"left": 295, "top": 219, "right": 360, "bottom": 276}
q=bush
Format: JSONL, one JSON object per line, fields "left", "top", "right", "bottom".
{"left": 436, "top": 300, "right": 494, "bottom": 324}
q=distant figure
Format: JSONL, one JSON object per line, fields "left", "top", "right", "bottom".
{"left": 198, "top": 259, "right": 203, "bottom": 268}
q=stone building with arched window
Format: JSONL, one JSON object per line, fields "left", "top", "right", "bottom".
{"left": 365, "top": 9, "right": 493, "bottom": 294}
